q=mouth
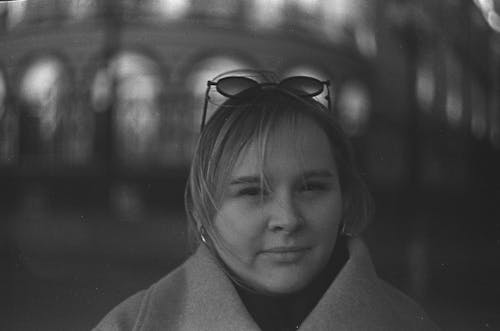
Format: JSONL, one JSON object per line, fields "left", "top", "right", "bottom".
{"left": 260, "top": 246, "right": 311, "bottom": 263}
{"left": 263, "top": 246, "right": 310, "bottom": 253}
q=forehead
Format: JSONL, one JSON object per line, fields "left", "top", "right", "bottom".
{"left": 231, "top": 117, "right": 336, "bottom": 177}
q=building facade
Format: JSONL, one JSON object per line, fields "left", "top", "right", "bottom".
{"left": 1, "top": 0, "right": 499, "bottom": 330}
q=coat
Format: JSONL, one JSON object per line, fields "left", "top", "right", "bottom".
{"left": 93, "top": 238, "right": 439, "bottom": 331}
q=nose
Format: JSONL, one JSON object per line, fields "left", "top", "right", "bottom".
{"left": 267, "top": 192, "right": 303, "bottom": 233}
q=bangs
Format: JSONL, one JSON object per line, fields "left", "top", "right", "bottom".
{"left": 211, "top": 91, "right": 319, "bottom": 202}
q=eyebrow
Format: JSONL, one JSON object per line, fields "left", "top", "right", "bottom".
{"left": 301, "top": 169, "right": 336, "bottom": 179}
{"left": 229, "top": 176, "right": 261, "bottom": 185}
{"left": 229, "top": 169, "right": 335, "bottom": 185}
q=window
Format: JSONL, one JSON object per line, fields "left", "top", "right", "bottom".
{"left": 416, "top": 53, "right": 436, "bottom": 113}
{"left": 145, "top": 0, "right": 191, "bottom": 20}
{"left": 337, "top": 80, "right": 370, "bottom": 136}
{"left": 189, "top": 0, "right": 241, "bottom": 21}
{"left": 470, "top": 79, "right": 487, "bottom": 140}
{"left": 19, "top": 57, "right": 70, "bottom": 163}
{"left": 320, "top": 0, "right": 361, "bottom": 39}
{"left": 281, "top": 0, "right": 320, "bottom": 32}
{"left": 292, "top": 0, "right": 321, "bottom": 15}
{"left": 247, "top": 0, "right": 285, "bottom": 29}
{"left": 184, "top": 56, "right": 252, "bottom": 159}
{"left": 91, "top": 52, "right": 165, "bottom": 167}
{"left": 444, "top": 51, "right": 463, "bottom": 128}
{"left": 0, "top": 70, "right": 6, "bottom": 119}
{"left": 187, "top": 56, "right": 251, "bottom": 122}
{"left": 0, "top": 0, "right": 27, "bottom": 29}
{"left": 65, "top": 0, "right": 98, "bottom": 20}
{"left": 19, "top": 56, "right": 91, "bottom": 165}
{"left": 0, "top": 69, "right": 16, "bottom": 164}
{"left": 24, "top": 0, "right": 60, "bottom": 23}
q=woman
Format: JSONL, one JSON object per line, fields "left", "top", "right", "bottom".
{"left": 94, "top": 72, "right": 439, "bottom": 330}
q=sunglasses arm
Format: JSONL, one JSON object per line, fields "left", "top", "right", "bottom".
{"left": 201, "top": 82, "right": 215, "bottom": 131}
{"left": 324, "top": 81, "right": 332, "bottom": 113}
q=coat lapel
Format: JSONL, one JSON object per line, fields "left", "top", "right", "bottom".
{"left": 178, "top": 245, "right": 260, "bottom": 331}
{"left": 141, "top": 239, "right": 436, "bottom": 331}
{"left": 300, "top": 239, "right": 435, "bottom": 331}
{"left": 299, "top": 238, "right": 391, "bottom": 330}
{"left": 142, "top": 245, "right": 260, "bottom": 331}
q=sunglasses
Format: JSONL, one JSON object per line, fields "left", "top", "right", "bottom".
{"left": 201, "top": 75, "right": 331, "bottom": 130}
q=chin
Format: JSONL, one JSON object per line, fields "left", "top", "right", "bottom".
{"left": 253, "top": 258, "right": 327, "bottom": 295}
{"left": 259, "top": 272, "right": 315, "bottom": 295}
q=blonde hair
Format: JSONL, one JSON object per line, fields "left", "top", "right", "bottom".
{"left": 184, "top": 87, "right": 373, "bottom": 252}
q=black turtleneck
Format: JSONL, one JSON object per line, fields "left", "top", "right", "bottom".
{"left": 232, "top": 236, "right": 349, "bottom": 331}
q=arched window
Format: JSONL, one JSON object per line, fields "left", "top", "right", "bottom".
{"left": 280, "top": 0, "right": 325, "bottom": 35}
{"left": 91, "top": 51, "right": 165, "bottom": 167}
{"left": 319, "top": 0, "right": 376, "bottom": 56}
{"left": 183, "top": 56, "right": 252, "bottom": 161}
{"left": 187, "top": 56, "right": 252, "bottom": 125}
{"left": 65, "top": 0, "right": 99, "bottom": 20}
{"left": 470, "top": 79, "right": 487, "bottom": 140}
{"left": 416, "top": 53, "right": 436, "bottom": 113}
{"left": 320, "top": 0, "right": 357, "bottom": 39}
{"left": 0, "top": 70, "right": 6, "bottom": 121}
{"left": 444, "top": 51, "right": 463, "bottom": 128}
{"left": 0, "top": 0, "right": 27, "bottom": 29}
{"left": 0, "top": 69, "right": 16, "bottom": 165}
{"left": 247, "top": 0, "right": 286, "bottom": 29}
{"left": 23, "top": 0, "right": 60, "bottom": 23}
{"left": 290, "top": 0, "right": 321, "bottom": 17}
{"left": 144, "top": 0, "right": 191, "bottom": 20}
{"left": 337, "top": 80, "right": 370, "bottom": 136}
{"left": 190, "top": 0, "right": 240, "bottom": 20}
{"left": 19, "top": 56, "right": 77, "bottom": 164}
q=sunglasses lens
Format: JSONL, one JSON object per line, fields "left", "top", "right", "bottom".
{"left": 216, "top": 76, "right": 259, "bottom": 97}
{"left": 280, "top": 76, "right": 324, "bottom": 97}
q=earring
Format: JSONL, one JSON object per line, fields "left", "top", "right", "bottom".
{"left": 341, "top": 221, "right": 352, "bottom": 237}
{"left": 200, "top": 226, "right": 208, "bottom": 244}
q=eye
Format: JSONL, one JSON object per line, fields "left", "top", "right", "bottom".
{"left": 300, "top": 181, "right": 329, "bottom": 192}
{"left": 237, "top": 186, "right": 268, "bottom": 197}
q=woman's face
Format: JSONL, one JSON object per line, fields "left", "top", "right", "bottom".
{"left": 213, "top": 118, "right": 343, "bottom": 294}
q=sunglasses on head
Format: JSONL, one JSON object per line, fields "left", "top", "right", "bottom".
{"left": 201, "top": 75, "right": 332, "bottom": 130}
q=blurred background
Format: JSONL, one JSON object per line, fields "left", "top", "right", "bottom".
{"left": 0, "top": 0, "right": 499, "bottom": 330}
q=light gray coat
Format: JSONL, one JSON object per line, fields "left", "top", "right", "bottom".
{"left": 94, "top": 238, "right": 439, "bottom": 331}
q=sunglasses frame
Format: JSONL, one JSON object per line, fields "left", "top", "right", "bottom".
{"left": 201, "top": 76, "right": 332, "bottom": 131}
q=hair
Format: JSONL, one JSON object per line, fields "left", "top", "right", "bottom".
{"left": 184, "top": 85, "right": 373, "bottom": 252}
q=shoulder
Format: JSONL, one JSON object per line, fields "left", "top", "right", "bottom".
{"left": 92, "top": 260, "right": 190, "bottom": 331}
{"left": 344, "top": 238, "right": 440, "bottom": 330}
{"left": 376, "top": 280, "right": 440, "bottom": 330}
{"left": 92, "top": 290, "right": 149, "bottom": 331}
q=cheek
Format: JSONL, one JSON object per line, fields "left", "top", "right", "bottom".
{"left": 214, "top": 202, "right": 267, "bottom": 252}
{"left": 306, "top": 194, "right": 343, "bottom": 233}
{"left": 318, "top": 208, "right": 342, "bottom": 234}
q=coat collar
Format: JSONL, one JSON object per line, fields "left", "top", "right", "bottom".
{"left": 140, "top": 238, "right": 437, "bottom": 331}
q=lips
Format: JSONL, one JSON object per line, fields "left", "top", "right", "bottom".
{"left": 262, "top": 246, "right": 310, "bottom": 253}
{"left": 260, "top": 246, "right": 311, "bottom": 263}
